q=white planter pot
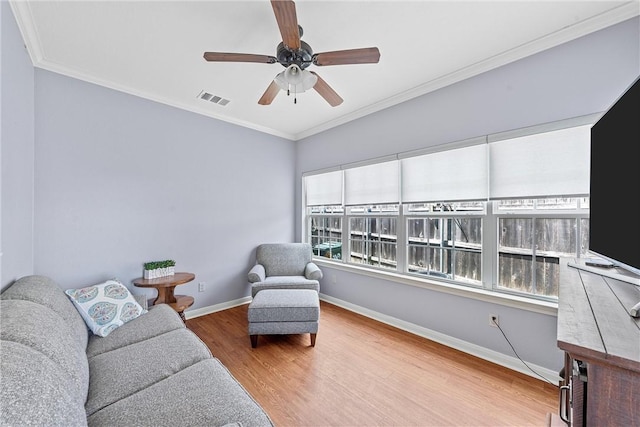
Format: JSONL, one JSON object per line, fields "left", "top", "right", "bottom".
{"left": 144, "top": 266, "right": 175, "bottom": 279}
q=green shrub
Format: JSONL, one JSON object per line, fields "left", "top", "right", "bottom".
{"left": 144, "top": 259, "right": 176, "bottom": 270}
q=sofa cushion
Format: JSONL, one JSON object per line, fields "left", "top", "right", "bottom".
{"left": 256, "top": 243, "right": 312, "bottom": 277}
{"left": 86, "top": 303, "right": 185, "bottom": 358}
{"left": 251, "top": 275, "right": 320, "bottom": 297}
{"left": 85, "top": 328, "right": 212, "bottom": 415}
{"left": 65, "top": 279, "right": 147, "bottom": 337}
{"left": 87, "top": 358, "right": 274, "bottom": 427}
{"left": 0, "top": 341, "right": 88, "bottom": 427}
{"left": 0, "top": 299, "right": 90, "bottom": 403}
{"left": 1, "top": 274, "right": 89, "bottom": 350}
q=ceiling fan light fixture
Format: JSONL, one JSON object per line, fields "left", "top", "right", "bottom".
{"left": 204, "top": 0, "right": 379, "bottom": 107}
{"left": 275, "top": 64, "right": 317, "bottom": 93}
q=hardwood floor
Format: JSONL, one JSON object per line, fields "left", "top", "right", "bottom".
{"left": 186, "top": 301, "right": 558, "bottom": 427}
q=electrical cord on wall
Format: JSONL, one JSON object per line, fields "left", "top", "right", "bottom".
{"left": 491, "top": 316, "right": 556, "bottom": 386}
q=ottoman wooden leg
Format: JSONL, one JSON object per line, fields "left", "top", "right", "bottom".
{"left": 310, "top": 333, "right": 317, "bottom": 347}
{"left": 250, "top": 335, "right": 258, "bottom": 348}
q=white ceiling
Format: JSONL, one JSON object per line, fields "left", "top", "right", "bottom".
{"left": 10, "top": 1, "right": 640, "bottom": 140}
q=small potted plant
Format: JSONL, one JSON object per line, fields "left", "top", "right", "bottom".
{"left": 143, "top": 259, "right": 176, "bottom": 279}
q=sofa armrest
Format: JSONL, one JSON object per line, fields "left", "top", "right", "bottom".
{"left": 304, "top": 262, "right": 323, "bottom": 280}
{"left": 248, "top": 264, "right": 266, "bottom": 283}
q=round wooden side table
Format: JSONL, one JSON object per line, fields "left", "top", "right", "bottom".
{"left": 133, "top": 272, "right": 195, "bottom": 321}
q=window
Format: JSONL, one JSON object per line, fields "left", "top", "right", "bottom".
{"left": 303, "top": 118, "right": 593, "bottom": 302}
{"left": 496, "top": 198, "right": 589, "bottom": 298}
{"left": 406, "top": 203, "right": 483, "bottom": 284}
{"left": 348, "top": 205, "right": 398, "bottom": 270}
{"left": 309, "top": 206, "right": 343, "bottom": 260}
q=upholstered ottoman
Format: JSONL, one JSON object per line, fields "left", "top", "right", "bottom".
{"left": 248, "top": 289, "right": 319, "bottom": 348}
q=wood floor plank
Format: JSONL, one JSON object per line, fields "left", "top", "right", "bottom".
{"left": 186, "top": 301, "right": 558, "bottom": 426}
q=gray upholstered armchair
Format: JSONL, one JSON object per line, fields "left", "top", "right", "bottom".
{"left": 247, "top": 243, "right": 322, "bottom": 298}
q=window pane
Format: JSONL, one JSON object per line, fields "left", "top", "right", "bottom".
{"left": 407, "top": 216, "right": 482, "bottom": 284}
{"left": 580, "top": 218, "right": 590, "bottom": 256}
{"left": 348, "top": 205, "right": 399, "bottom": 214}
{"left": 310, "top": 216, "right": 342, "bottom": 259}
{"left": 498, "top": 217, "right": 579, "bottom": 298}
{"left": 455, "top": 249, "right": 482, "bottom": 283}
{"left": 534, "top": 257, "right": 560, "bottom": 299}
{"left": 535, "top": 198, "right": 578, "bottom": 210}
{"left": 406, "top": 202, "right": 485, "bottom": 213}
{"left": 498, "top": 218, "right": 534, "bottom": 293}
{"left": 535, "top": 218, "right": 577, "bottom": 256}
{"left": 497, "top": 199, "right": 535, "bottom": 211}
{"left": 349, "top": 217, "right": 397, "bottom": 270}
{"left": 497, "top": 197, "right": 588, "bottom": 212}
{"left": 309, "top": 205, "right": 344, "bottom": 214}
{"left": 499, "top": 218, "right": 533, "bottom": 251}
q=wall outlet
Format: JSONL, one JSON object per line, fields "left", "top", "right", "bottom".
{"left": 489, "top": 314, "right": 499, "bottom": 327}
{"left": 198, "top": 282, "right": 205, "bottom": 292}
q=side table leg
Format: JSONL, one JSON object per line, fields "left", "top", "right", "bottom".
{"left": 154, "top": 287, "right": 168, "bottom": 305}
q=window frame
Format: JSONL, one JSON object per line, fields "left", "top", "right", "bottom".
{"left": 307, "top": 199, "right": 588, "bottom": 303}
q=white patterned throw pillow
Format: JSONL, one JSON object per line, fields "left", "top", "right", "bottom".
{"left": 65, "top": 279, "right": 147, "bottom": 337}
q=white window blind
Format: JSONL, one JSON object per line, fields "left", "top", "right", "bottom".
{"left": 489, "top": 125, "right": 591, "bottom": 199}
{"left": 344, "top": 160, "right": 399, "bottom": 206}
{"left": 401, "top": 144, "right": 488, "bottom": 203}
{"left": 305, "top": 170, "right": 343, "bottom": 206}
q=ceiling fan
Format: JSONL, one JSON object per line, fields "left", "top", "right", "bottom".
{"left": 203, "top": 0, "right": 380, "bottom": 107}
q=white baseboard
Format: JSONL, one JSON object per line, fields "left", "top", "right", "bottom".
{"left": 184, "top": 296, "right": 251, "bottom": 319}
{"left": 185, "top": 293, "right": 560, "bottom": 384}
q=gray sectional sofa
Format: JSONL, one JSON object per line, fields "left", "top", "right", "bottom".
{"left": 0, "top": 275, "right": 274, "bottom": 427}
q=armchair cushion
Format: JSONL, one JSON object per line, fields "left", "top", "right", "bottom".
{"left": 305, "top": 262, "right": 323, "bottom": 280}
{"left": 256, "top": 243, "right": 312, "bottom": 277}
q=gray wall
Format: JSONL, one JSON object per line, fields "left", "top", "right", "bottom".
{"left": 32, "top": 69, "right": 297, "bottom": 307}
{"left": 1, "top": 1, "right": 35, "bottom": 290}
{"left": 295, "top": 17, "right": 640, "bottom": 372}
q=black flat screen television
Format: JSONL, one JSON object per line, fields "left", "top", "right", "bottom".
{"left": 588, "top": 75, "right": 640, "bottom": 277}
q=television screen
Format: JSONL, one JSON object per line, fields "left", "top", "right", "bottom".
{"left": 589, "top": 75, "right": 640, "bottom": 276}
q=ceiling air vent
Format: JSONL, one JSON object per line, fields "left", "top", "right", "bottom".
{"left": 198, "top": 91, "right": 230, "bottom": 106}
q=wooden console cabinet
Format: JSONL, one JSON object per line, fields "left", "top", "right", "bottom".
{"left": 556, "top": 258, "right": 640, "bottom": 426}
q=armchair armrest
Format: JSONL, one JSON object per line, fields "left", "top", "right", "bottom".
{"left": 248, "top": 264, "right": 266, "bottom": 283}
{"left": 305, "top": 262, "right": 323, "bottom": 280}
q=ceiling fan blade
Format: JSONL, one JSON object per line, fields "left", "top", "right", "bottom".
{"left": 270, "top": 0, "right": 301, "bottom": 50}
{"left": 258, "top": 80, "right": 281, "bottom": 105}
{"left": 310, "top": 72, "right": 343, "bottom": 107}
{"left": 203, "top": 52, "right": 277, "bottom": 64}
{"left": 313, "top": 47, "right": 380, "bottom": 66}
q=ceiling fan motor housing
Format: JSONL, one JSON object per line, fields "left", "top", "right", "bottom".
{"left": 276, "top": 40, "right": 313, "bottom": 69}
